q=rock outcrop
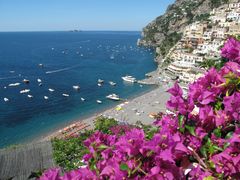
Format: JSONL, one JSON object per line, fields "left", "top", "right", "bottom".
{"left": 138, "top": 0, "right": 230, "bottom": 63}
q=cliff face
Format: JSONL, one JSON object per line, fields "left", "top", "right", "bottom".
{"left": 139, "top": 0, "right": 229, "bottom": 61}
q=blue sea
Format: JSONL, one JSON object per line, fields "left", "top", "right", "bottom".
{"left": 0, "top": 31, "right": 156, "bottom": 148}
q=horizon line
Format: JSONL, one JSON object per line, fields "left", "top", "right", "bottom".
{"left": 0, "top": 29, "right": 142, "bottom": 33}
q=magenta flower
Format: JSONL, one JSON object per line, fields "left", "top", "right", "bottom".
{"left": 221, "top": 37, "right": 240, "bottom": 63}
{"left": 223, "top": 92, "right": 240, "bottom": 120}
{"left": 38, "top": 168, "right": 61, "bottom": 180}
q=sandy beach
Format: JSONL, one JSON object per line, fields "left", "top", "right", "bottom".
{"left": 42, "top": 79, "right": 172, "bottom": 141}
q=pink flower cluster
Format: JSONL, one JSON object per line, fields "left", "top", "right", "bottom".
{"left": 221, "top": 37, "right": 240, "bottom": 64}
{"left": 39, "top": 38, "right": 240, "bottom": 179}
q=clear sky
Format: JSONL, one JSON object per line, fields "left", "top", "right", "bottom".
{"left": 0, "top": 0, "right": 175, "bottom": 32}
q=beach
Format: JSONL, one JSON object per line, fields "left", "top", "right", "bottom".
{"left": 41, "top": 80, "right": 172, "bottom": 141}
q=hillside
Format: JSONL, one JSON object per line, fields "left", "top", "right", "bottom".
{"left": 138, "top": 0, "right": 230, "bottom": 62}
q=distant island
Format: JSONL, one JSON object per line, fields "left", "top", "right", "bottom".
{"left": 69, "top": 29, "right": 83, "bottom": 32}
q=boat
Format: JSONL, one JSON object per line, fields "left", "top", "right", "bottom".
{"left": 44, "top": 96, "right": 49, "bottom": 100}
{"left": 8, "top": 83, "right": 20, "bottom": 87}
{"left": 20, "top": 89, "right": 30, "bottom": 94}
{"left": 73, "top": 85, "right": 80, "bottom": 90}
{"left": 110, "top": 55, "right": 115, "bottom": 59}
{"left": 109, "top": 81, "right": 116, "bottom": 86}
{"left": 4, "top": 98, "right": 9, "bottom": 102}
{"left": 27, "top": 95, "right": 33, "bottom": 98}
{"left": 62, "top": 93, "right": 70, "bottom": 97}
{"left": 39, "top": 64, "right": 43, "bottom": 67}
{"left": 81, "top": 97, "right": 85, "bottom": 101}
{"left": 96, "top": 100, "right": 102, "bottom": 104}
{"left": 106, "top": 94, "right": 120, "bottom": 101}
{"left": 121, "top": 75, "right": 136, "bottom": 83}
{"left": 48, "top": 88, "right": 55, "bottom": 92}
{"left": 38, "top": 83, "right": 43, "bottom": 86}
{"left": 97, "top": 83, "right": 102, "bottom": 87}
{"left": 98, "top": 79, "right": 104, "bottom": 83}
{"left": 37, "top": 78, "right": 42, "bottom": 83}
{"left": 23, "top": 79, "right": 30, "bottom": 84}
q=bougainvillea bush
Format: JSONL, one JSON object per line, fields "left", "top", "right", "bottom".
{"left": 39, "top": 37, "right": 240, "bottom": 179}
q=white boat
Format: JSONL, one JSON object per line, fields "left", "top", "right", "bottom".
{"left": 110, "top": 55, "right": 115, "bottom": 59}
{"left": 98, "top": 79, "right": 104, "bottom": 83}
{"left": 44, "top": 96, "right": 49, "bottom": 100}
{"left": 27, "top": 95, "right": 33, "bottom": 98}
{"left": 97, "top": 83, "right": 102, "bottom": 87}
{"left": 4, "top": 98, "right": 9, "bottom": 102}
{"left": 106, "top": 94, "right": 120, "bottom": 101}
{"left": 96, "top": 100, "right": 102, "bottom": 104}
{"left": 62, "top": 93, "right": 70, "bottom": 97}
{"left": 8, "top": 83, "right": 20, "bottom": 87}
{"left": 38, "top": 83, "right": 43, "bottom": 86}
{"left": 23, "top": 79, "right": 30, "bottom": 84}
{"left": 20, "top": 89, "right": 30, "bottom": 94}
{"left": 73, "top": 85, "right": 80, "bottom": 90}
{"left": 81, "top": 97, "right": 85, "bottom": 101}
{"left": 48, "top": 88, "right": 55, "bottom": 92}
{"left": 37, "top": 78, "right": 42, "bottom": 83}
{"left": 121, "top": 76, "right": 136, "bottom": 83}
{"left": 109, "top": 81, "right": 116, "bottom": 86}
{"left": 39, "top": 64, "right": 43, "bottom": 67}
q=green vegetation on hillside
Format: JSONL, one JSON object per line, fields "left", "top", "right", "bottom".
{"left": 158, "top": 32, "right": 182, "bottom": 57}
{"left": 52, "top": 117, "right": 118, "bottom": 172}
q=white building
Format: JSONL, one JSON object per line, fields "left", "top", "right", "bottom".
{"left": 229, "top": 3, "right": 240, "bottom": 10}
{"left": 227, "top": 11, "right": 240, "bottom": 22}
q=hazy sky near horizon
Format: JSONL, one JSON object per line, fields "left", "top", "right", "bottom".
{"left": 0, "top": 0, "right": 174, "bottom": 32}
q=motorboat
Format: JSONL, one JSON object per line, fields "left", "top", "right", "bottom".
{"left": 110, "top": 55, "right": 115, "bottom": 60}
{"left": 38, "top": 83, "right": 43, "bottom": 87}
{"left": 106, "top": 94, "right": 120, "bottom": 101}
{"left": 62, "top": 93, "right": 70, "bottom": 97}
{"left": 39, "top": 64, "right": 43, "bottom": 67}
{"left": 44, "top": 96, "right": 49, "bottom": 100}
{"left": 109, "top": 81, "right": 116, "bottom": 86}
{"left": 98, "top": 79, "right": 104, "bottom": 83}
{"left": 37, "top": 78, "right": 42, "bottom": 83}
{"left": 97, "top": 83, "right": 102, "bottom": 87}
{"left": 23, "top": 79, "right": 30, "bottom": 84}
{"left": 20, "top": 89, "right": 30, "bottom": 94}
{"left": 81, "top": 97, "right": 85, "bottom": 101}
{"left": 27, "top": 95, "right": 33, "bottom": 98}
{"left": 8, "top": 83, "right": 20, "bottom": 87}
{"left": 73, "top": 85, "right": 80, "bottom": 90}
{"left": 121, "top": 75, "right": 136, "bottom": 83}
{"left": 4, "top": 98, "right": 9, "bottom": 102}
{"left": 96, "top": 100, "right": 102, "bottom": 104}
{"left": 48, "top": 88, "right": 55, "bottom": 92}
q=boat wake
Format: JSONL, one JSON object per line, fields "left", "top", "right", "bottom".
{"left": 0, "top": 75, "right": 20, "bottom": 80}
{"left": 45, "top": 64, "right": 81, "bottom": 74}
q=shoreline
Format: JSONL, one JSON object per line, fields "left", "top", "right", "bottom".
{"left": 40, "top": 80, "right": 171, "bottom": 141}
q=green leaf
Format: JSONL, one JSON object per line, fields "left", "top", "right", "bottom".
{"left": 223, "top": 142, "right": 230, "bottom": 149}
{"left": 200, "top": 146, "right": 207, "bottom": 158}
{"left": 213, "top": 145, "right": 223, "bottom": 152}
{"left": 208, "top": 160, "right": 215, "bottom": 169}
{"left": 203, "top": 176, "right": 214, "bottom": 180}
{"left": 178, "top": 115, "right": 184, "bottom": 127}
{"left": 213, "top": 128, "right": 221, "bottom": 138}
{"left": 185, "top": 125, "right": 196, "bottom": 136}
{"left": 225, "top": 131, "right": 233, "bottom": 139}
{"left": 98, "top": 144, "right": 109, "bottom": 150}
{"left": 120, "top": 163, "right": 129, "bottom": 171}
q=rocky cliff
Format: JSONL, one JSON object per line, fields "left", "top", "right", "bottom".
{"left": 139, "top": 0, "right": 230, "bottom": 62}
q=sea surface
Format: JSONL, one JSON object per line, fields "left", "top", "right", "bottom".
{"left": 0, "top": 31, "right": 156, "bottom": 148}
